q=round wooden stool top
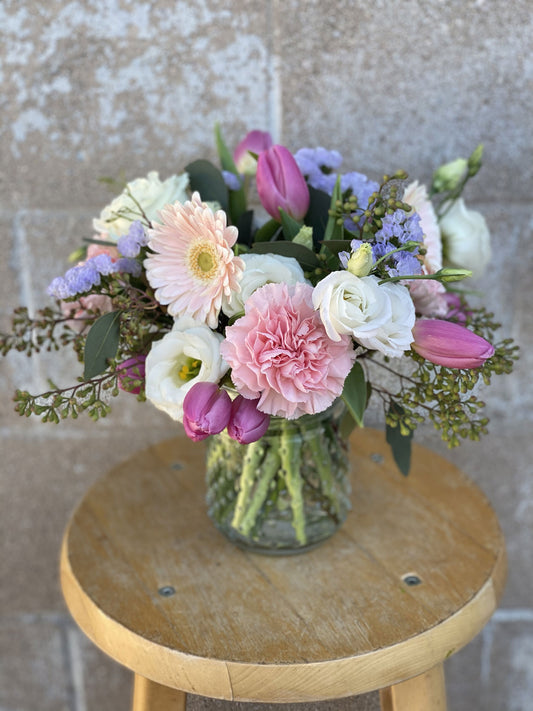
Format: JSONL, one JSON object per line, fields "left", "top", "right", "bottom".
{"left": 60, "top": 428, "right": 506, "bottom": 703}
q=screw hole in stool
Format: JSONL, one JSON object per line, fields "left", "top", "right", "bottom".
{"left": 402, "top": 574, "right": 422, "bottom": 586}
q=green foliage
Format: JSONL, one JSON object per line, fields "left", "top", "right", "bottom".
{"left": 83, "top": 311, "right": 121, "bottom": 379}
{"left": 342, "top": 361, "right": 367, "bottom": 427}
{"left": 185, "top": 159, "right": 229, "bottom": 210}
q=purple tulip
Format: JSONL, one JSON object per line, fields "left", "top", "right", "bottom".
{"left": 117, "top": 355, "right": 146, "bottom": 395}
{"left": 182, "top": 382, "right": 232, "bottom": 442}
{"left": 412, "top": 319, "right": 494, "bottom": 369}
{"left": 233, "top": 130, "right": 273, "bottom": 175}
{"left": 227, "top": 395, "right": 270, "bottom": 444}
{"left": 256, "top": 145, "right": 310, "bottom": 222}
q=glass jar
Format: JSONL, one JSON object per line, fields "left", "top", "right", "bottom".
{"left": 205, "top": 400, "right": 351, "bottom": 554}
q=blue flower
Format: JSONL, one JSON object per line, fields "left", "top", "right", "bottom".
{"left": 117, "top": 221, "right": 148, "bottom": 258}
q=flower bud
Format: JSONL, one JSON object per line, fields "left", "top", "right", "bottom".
{"left": 182, "top": 382, "right": 232, "bottom": 442}
{"left": 347, "top": 243, "right": 374, "bottom": 277}
{"left": 435, "top": 267, "right": 473, "bottom": 282}
{"left": 256, "top": 145, "right": 310, "bottom": 222}
{"left": 292, "top": 225, "right": 314, "bottom": 250}
{"left": 432, "top": 158, "right": 468, "bottom": 193}
{"left": 467, "top": 144, "right": 484, "bottom": 177}
{"left": 117, "top": 355, "right": 146, "bottom": 395}
{"left": 233, "top": 130, "right": 273, "bottom": 175}
{"left": 227, "top": 395, "right": 270, "bottom": 444}
{"left": 412, "top": 319, "right": 494, "bottom": 369}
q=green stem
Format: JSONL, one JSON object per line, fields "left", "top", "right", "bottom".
{"left": 237, "top": 448, "right": 280, "bottom": 537}
{"left": 231, "top": 440, "right": 266, "bottom": 530}
{"left": 280, "top": 421, "right": 306, "bottom": 545}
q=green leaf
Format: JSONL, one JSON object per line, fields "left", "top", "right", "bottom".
{"left": 386, "top": 402, "right": 413, "bottom": 477}
{"left": 250, "top": 241, "right": 320, "bottom": 270}
{"left": 83, "top": 311, "right": 121, "bottom": 380}
{"left": 279, "top": 209, "right": 302, "bottom": 240}
{"left": 304, "top": 186, "right": 331, "bottom": 245}
{"left": 214, "top": 125, "right": 247, "bottom": 223}
{"left": 235, "top": 209, "right": 254, "bottom": 247}
{"left": 253, "top": 218, "right": 282, "bottom": 243}
{"left": 323, "top": 175, "right": 343, "bottom": 243}
{"left": 341, "top": 361, "right": 366, "bottom": 427}
{"left": 185, "top": 159, "right": 228, "bottom": 211}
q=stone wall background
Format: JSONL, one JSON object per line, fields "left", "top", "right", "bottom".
{"left": 1, "top": 1, "right": 531, "bottom": 710}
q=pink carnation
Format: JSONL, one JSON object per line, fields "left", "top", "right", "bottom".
{"left": 220, "top": 282, "right": 356, "bottom": 419}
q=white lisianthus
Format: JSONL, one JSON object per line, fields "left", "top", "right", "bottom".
{"left": 439, "top": 198, "right": 491, "bottom": 279}
{"left": 93, "top": 171, "right": 189, "bottom": 240}
{"left": 312, "top": 271, "right": 392, "bottom": 343}
{"left": 145, "top": 316, "right": 228, "bottom": 422}
{"left": 355, "top": 282, "right": 415, "bottom": 357}
{"left": 222, "top": 253, "right": 307, "bottom": 317}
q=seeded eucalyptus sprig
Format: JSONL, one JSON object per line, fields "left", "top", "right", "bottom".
{"left": 363, "top": 305, "right": 518, "bottom": 449}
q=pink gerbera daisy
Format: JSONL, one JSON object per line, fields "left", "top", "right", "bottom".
{"left": 221, "top": 282, "right": 356, "bottom": 419}
{"left": 144, "top": 192, "right": 244, "bottom": 328}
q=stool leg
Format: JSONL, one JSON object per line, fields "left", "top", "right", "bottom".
{"left": 132, "top": 674, "right": 187, "bottom": 711}
{"left": 379, "top": 663, "right": 447, "bottom": 711}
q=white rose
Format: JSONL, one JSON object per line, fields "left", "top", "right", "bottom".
{"left": 312, "top": 271, "right": 392, "bottom": 343}
{"left": 222, "top": 253, "right": 307, "bottom": 317}
{"left": 145, "top": 316, "right": 228, "bottom": 422}
{"left": 93, "top": 171, "right": 189, "bottom": 240}
{"left": 439, "top": 198, "right": 491, "bottom": 279}
{"left": 356, "top": 282, "right": 415, "bottom": 357}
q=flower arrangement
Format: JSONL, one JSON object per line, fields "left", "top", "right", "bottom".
{"left": 1, "top": 127, "right": 517, "bottom": 479}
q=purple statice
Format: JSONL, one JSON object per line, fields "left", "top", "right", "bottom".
{"left": 394, "top": 251, "right": 423, "bottom": 276}
{"left": 117, "top": 221, "right": 149, "bottom": 258}
{"left": 90, "top": 253, "right": 115, "bottom": 275}
{"left": 113, "top": 257, "right": 142, "bottom": 277}
{"left": 340, "top": 172, "right": 379, "bottom": 209}
{"left": 221, "top": 170, "right": 242, "bottom": 191}
{"left": 294, "top": 147, "right": 343, "bottom": 176}
{"left": 375, "top": 209, "right": 423, "bottom": 245}
{"left": 48, "top": 261, "right": 101, "bottom": 299}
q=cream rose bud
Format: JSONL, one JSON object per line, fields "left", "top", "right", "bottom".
{"left": 312, "top": 271, "right": 392, "bottom": 343}
{"left": 93, "top": 171, "right": 189, "bottom": 240}
{"left": 145, "top": 316, "right": 228, "bottom": 423}
{"left": 222, "top": 253, "right": 307, "bottom": 317}
{"left": 440, "top": 198, "right": 491, "bottom": 279}
{"left": 356, "top": 282, "right": 416, "bottom": 357}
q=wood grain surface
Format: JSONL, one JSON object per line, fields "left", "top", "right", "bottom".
{"left": 60, "top": 428, "right": 506, "bottom": 702}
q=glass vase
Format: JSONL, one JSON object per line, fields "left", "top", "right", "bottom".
{"left": 205, "top": 399, "right": 351, "bottom": 554}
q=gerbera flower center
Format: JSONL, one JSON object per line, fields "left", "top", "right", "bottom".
{"left": 188, "top": 241, "right": 218, "bottom": 280}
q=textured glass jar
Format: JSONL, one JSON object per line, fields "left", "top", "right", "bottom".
{"left": 205, "top": 400, "right": 351, "bottom": 554}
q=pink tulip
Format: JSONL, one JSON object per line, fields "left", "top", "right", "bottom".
{"left": 182, "top": 382, "right": 232, "bottom": 442}
{"left": 256, "top": 145, "right": 310, "bottom": 221}
{"left": 227, "top": 396, "right": 270, "bottom": 444}
{"left": 233, "top": 130, "right": 273, "bottom": 175}
{"left": 412, "top": 319, "right": 494, "bottom": 369}
{"left": 117, "top": 355, "right": 146, "bottom": 395}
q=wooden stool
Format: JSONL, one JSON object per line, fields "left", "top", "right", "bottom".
{"left": 60, "top": 428, "right": 506, "bottom": 711}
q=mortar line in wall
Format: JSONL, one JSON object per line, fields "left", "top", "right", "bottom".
{"left": 56, "top": 618, "right": 86, "bottom": 711}
{"left": 493, "top": 609, "right": 533, "bottom": 622}
{"left": 267, "top": 0, "right": 282, "bottom": 142}
{"left": 480, "top": 619, "right": 494, "bottom": 687}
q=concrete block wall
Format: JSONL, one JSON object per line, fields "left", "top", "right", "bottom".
{"left": 1, "top": 2, "right": 531, "bottom": 709}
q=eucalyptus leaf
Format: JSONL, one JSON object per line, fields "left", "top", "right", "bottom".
{"left": 279, "top": 209, "right": 302, "bottom": 240}
{"left": 235, "top": 210, "right": 254, "bottom": 247}
{"left": 253, "top": 218, "right": 282, "bottom": 243}
{"left": 250, "top": 241, "right": 320, "bottom": 270}
{"left": 83, "top": 311, "right": 121, "bottom": 380}
{"left": 386, "top": 402, "right": 413, "bottom": 477}
{"left": 185, "top": 159, "right": 228, "bottom": 211}
{"left": 341, "top": 361, "right": 366, "bottom": 427}
{"left": 305, "top": 186, "right": 331, "bottom": 245}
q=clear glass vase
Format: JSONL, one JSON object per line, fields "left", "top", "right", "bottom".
{"left": 205, "top": 400, "right": 351, "bottom": 554}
